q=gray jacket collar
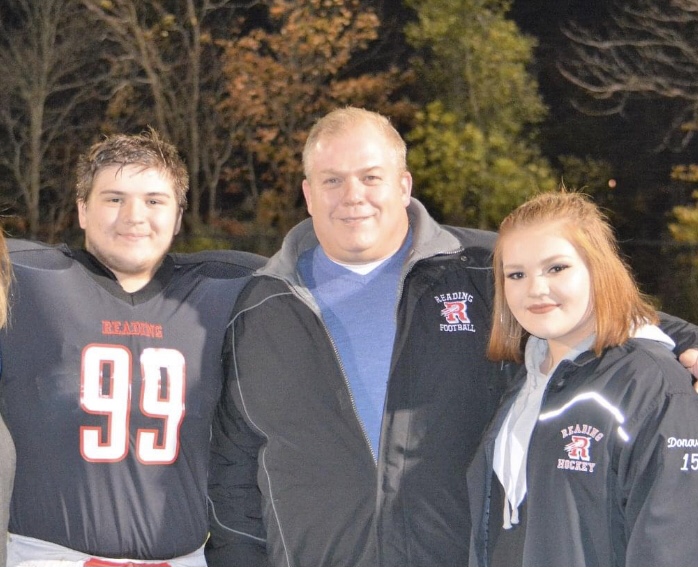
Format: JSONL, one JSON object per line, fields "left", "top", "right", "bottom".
{"left": 257, "top": 198, "right": 462, "bottom": 286}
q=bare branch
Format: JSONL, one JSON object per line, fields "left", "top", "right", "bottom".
{"left": 559, "top": 0, "right": 698, "bottom": 143}
{"left": 81, "top": 0, "right": 260, "bottom": 228}
{"left": 0, "top": 0, "right": 106, "bottom": 238}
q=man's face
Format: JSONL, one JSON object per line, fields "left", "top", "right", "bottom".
{"left": 78, "top": 164, "right": 182, "bottom": 292}
{"left": 302, "top": 123, "right": 412, "bottom": 264}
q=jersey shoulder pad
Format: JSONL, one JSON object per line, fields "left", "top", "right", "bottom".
{"left": 7, "top": 238, "right": 73, "bottom": 270}
{"left": 170, "top": 249, "right": 266, "bottom": 278}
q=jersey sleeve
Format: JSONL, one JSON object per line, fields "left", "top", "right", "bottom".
{"left": 206, "top": 327, "right": 269, "bottom": 567}
{"left": 658, "top": 311, "right": 698, "bottom": 355}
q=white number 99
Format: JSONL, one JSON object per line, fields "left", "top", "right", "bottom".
{"left": 80, "top": 344, "right": 185, "bottom": 464}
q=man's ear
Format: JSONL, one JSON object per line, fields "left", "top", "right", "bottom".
{"left": 174, "top": 207, "right": 183, "bottom": 235}
{"left": 400, "top": 171, "right": 413, "bottom": 206}
{"left": 302, "top": 179, "right": 314, "bottom": 217}
{"left": 77, "top": 200, "right": 88, "bottom": 229}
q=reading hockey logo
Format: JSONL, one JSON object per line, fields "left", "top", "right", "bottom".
{"left": 435, "top": 291, "right": 476, "bottom": 332}
{"left": 557, "top": 423, "right": 604, "bottom": 473}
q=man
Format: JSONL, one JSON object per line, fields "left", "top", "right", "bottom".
{"left": 206, "top": 107, "right": 698, "bottom": 567}
{"left": 0, "top": 128, "right": 264, "bottom": 567}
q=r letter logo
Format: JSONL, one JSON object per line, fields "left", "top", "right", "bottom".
{"left": 434, "top": 291, "right": 476, "bottom": 333}
{"left": 440, "top": 301, "right": 470, "bottom": 324}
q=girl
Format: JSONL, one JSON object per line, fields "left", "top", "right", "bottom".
{"left": 468, "top": 191, "right": 698, "bottom": 567}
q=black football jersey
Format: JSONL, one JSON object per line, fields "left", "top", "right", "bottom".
{"left": 0, "top": 239, "right": 264, "bottom": 559}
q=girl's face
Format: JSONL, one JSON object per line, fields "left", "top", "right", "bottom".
{"left": 501, "top": 220, "right": 595, "bottom": 365}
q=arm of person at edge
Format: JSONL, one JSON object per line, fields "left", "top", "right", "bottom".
{"left": 205, "top": 329, "right": 269, "bottom": 567}
{"left": 658, "top": 311, "right": 698, "bottom": 391}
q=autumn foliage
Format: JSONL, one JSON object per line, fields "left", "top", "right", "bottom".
{"left": 218, "top": 0, "right": 414, "bottom": 234}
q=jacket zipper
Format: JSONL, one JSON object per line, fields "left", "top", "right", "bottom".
{"left": 321, "top": 315, "right": 377, "bottom": 463}
{"left": 287, "top": 281, "right": 377, "bottom": 464}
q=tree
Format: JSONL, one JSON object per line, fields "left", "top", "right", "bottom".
{"left": 82, "top": 0, "right": 257, "bottom": 231}
{"left": 557, "top": 0, "right": 698, "bottom": 204}
{"left": 218, "top": 0, "right": 414, "bottom": 238}
{"left": 0, "top": 0, "right": 105, "bottom": 239}
{"left": 558, "top": 0, "right": 698, "bottom": 150}
{"left": 665, "top": 171, "right": 698, "bottom": 323}
{"left": 669, "top": 161, "right": 698, "bottom": 242}
{"left": 559, "top": 0, "right": 698, "bottom": 319}
{"left": 403, "top": 0, "right": 555, "bottom": 229}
